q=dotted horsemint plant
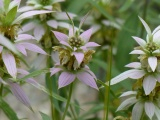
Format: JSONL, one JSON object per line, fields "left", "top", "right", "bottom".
{"left": 0, "top": 0, "right": 52, "bottom": 109}
{"left": 50, "top": 14, "right": 100, "bottom": 89}
{"left": 110, "top": 17, "right": 160, "bottom": 120}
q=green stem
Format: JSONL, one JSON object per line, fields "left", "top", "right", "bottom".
{"left": 70, "top": 105, "right": 77, "bottom": 120}
{"left": 62, "top": 83, "right": 73, "bottom": 120}
{"left": 104, "top": 31, "right": 113, "bottom": 120}
{"left": 0, "top": 83, "right": 3, "bottom": 96}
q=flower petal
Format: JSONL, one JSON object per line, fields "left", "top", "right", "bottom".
{"left": 55, "top": 12, "right": 76, "bottom": 20}
{"left": 85, "top": 42, "right": 100, "bottom": 48}
{"left": 18, "top": 22, "right": 35, "bottom": 34}
{"left": 144, "top": 101, "right": 155, "bottom": 119}
{"left": 50, "top": 67, "right": 62, "bottom": 76}
{"left": 8, "top": 82, "right": 31, "bottom": 109}
{"left": 13, "top": 10, "right": 53, "bottom": 24}
{"left": 125, "top": 62, "right": 141, "bottom": 69}
{"left": 120, "top": 91, "right": 137, "bottom": 97}
{"left": 83, "top": 67, "right": 97, "bottom": 79}
{"left": 80, "top": 28, "right": 92, "bottom": 42}
{"left": 77, "top": 72, "right": 98, "bottom": 90}
{"left": 132, "top": 102, "right": 144, "bottom": 120}
{"left": 139, "top": 16, "right": 152, "bottom": 38}
{"left": 47, "top": 20, "right": 58, "bottom": 29}
{"left": 132, "top": 36, "right": 146, "bottom": 47}
{"left": 16, "top": 34, "right": 35, "bottom": 41}
{"left": 148, "top": 56, "right": 157, "bottom": 72}
{"left": 69, "top": 27, "right": 74, "bottom": 37}
{"left": 52, "top": 31, "right": 68, "bottom": 42}
{"left": 15, "top": 43, "right": 27, "bottom": 56}
{"left": 2, "top": 51, "right": 17, "bottom": 78}
{"left": 18, "top": 6, "right": 35, "bottom": 12}
{"left": 58, "top": 72, "right": 76, "bottom": 89}
{"left": 110, "top": 69, "right": 145, "bottom": 85}
{"left": 117, "top": 97, "right": 137, "bottom": 111}
{"left": 73, "top": 52, "right": 84, "bottom": 66}
{"left": 18, "top": 42, "right": 47, "bottom": 55}
{"left": 60, "top": 41, "right": 72, "bottom": 48}
{"left": 34, "top": 25, "right": 45, "bottom": 41}
{"left": 143, "top": 75, "right": 156, "bottom": 95}
{"left": 153, "top": 28, "right": 160, "bottom": 43}
{"left": 155, "top": 74, "right": 160, "bottom": 83}
{"left": 130, "top": 50, "right": 145, "bottom": 54}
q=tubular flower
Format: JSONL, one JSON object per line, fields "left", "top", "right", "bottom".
{"left": 50, "top": 16, "right": 100, "bottom": 89}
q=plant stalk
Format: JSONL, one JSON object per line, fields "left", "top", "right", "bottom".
{"left": 62, "top": 83, "right": 73, "bottom": 120}
{"left": 0, "top": 83, "right": 3, "bottom": 96}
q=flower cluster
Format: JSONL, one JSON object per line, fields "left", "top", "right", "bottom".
{"left": 50, "top": 17, "right": 100, "bottom": 89}
{"left": 110, "top": 17, "right": 160, "bottom": 120}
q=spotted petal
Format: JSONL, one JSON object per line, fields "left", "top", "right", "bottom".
{"left": 144, "top": 101, "right": 155, "bottom": 119}
{"left": 143, "top": 75, "right": 156, "bottom": 95}
{"left": 77, "top": 72, "right": 98, "bottom": 90}
{"left": 58, "top": 72, "right": 76, "bottom": 89}
{"left": 2, "top": 51, "right": 17, "bottom": 78}
{"left": 80, "top": 28, "right": 92, "bottom": 42}
{"left": 148, "top": 56, "right": 157, "bottom": 72}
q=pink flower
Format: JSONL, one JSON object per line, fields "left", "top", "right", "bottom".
{"left": 50, "top": 65, "right": 98, "bottom": 90}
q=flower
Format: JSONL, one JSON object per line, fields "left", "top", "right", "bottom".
{"left": 50, "top": 64, "right": 98, "bottom": 89}
{"left": 130, "top": 17, "right": 160, "bottom": 72}
{"left": 117, "top": 90, "right": 160, "bottom": 120}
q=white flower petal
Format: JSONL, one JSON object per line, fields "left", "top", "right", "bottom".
{"left": 120, "top": 91, "right": 137, "bottom": 97}
{"left": 110, "top": 69, "right": 145, "bottom": 85}
{"left": 125, "top": 62, "right": 141, "bottom": 69}
{"left": 130, "top": 50, "right": 145, "bottom": 54}
{"left": 148, "top": 56, "right": 157, "bottom": 72}
{"left": 155, "top": 106, "right": 160, "bottom": 120}
{"left": 132, "top": 36, "right": 146, "bottom": 47}
{"left": 117, "top": 97, "right": 137, "bottom": 111}
{"left": 132, "top": 102, "right": 144, "bottom": 120}
{"left": 143, "top": 75, "right": 157, "bottom": 95}
{"left": 144, "top": 101, "right": 155, "bottom": 119}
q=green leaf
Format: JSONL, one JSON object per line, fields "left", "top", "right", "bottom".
{"left": 115, "top": 12, "right": 139, "bottom": 72}
{"left": 4, "top": 6, "right": 17, "bottom": 25}
{"left": 4, "top": 0, "right": 10, "bottom": 11}
{"left": 40, "top": 112, "right": 51, "bottom": 120}
{"left": 18, "top": 69, "right": 49, "bottom": 82}
{"left": 0, "top": 97, "right": 19, "bottom": 120}
{"left": 119, "top": 0, "right": 134, "bottom": 12}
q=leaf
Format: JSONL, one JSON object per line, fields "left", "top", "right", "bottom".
{"left": 115, "top": 12, "right": 139, "bottom": 71}
{"left": 40, "top": 112, "right": 51, "bottom": 120}
{"left": 0, "top": 97, "right": 19, "bottom": 120}
{"left": 4, "top": 0, "right": 10, "bottom": 11}
{"left": 4, "top": 6, "right": 17, "bottom": 25}
{"left": 119, "top": 0, "right": 134, "bottom": 12}
{"left": 18, "top": 69, "right": 49, "bottom": 82}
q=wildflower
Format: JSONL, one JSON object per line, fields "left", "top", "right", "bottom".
{"left": 117, "top": 90, "right": 160, "bottom": 120}
{"left": 0, "top": 0, "right": 51, "bottom": 78}
{"left": 50, "top": 14, "right": 100, "bottom": 89}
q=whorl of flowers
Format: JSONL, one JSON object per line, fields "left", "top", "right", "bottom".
{"left": 50, "top": 15, "right": 100, "bottom": 89}
{"left": 110, "top": 17, "right": 160, "bottom": 120}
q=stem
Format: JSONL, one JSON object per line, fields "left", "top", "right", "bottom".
{"left": 46, "top": 49, "right": 56, "bottom": 120}
{"left": 0, "top": 83, "right": 3, "bottom": 96}
{"left": 70, "top": 105, "right": 77, "bottom": 120}
{"left": 103, "top": 31, "right": 113, "bottom": 120}
{"left": 62, "top": 83, "right": 73, "bottom": 120}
